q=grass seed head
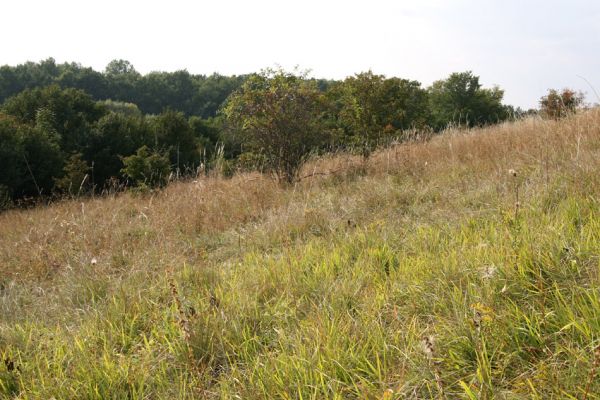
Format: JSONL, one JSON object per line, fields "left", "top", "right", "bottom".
{"left": 480, "top": 264, "right": 497, "bottom": 280}
{"left": 421, "top": 335, "right": 435, "bottom": 358}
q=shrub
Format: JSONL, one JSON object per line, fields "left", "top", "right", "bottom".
{"left": 540, "top": 88, "right": 584, "bottom": 119}
{"left": 54, "top": 153, "right": 90, "bottom": 195}
{"left": 223, "top": 68, "right": 330, "bottom": 183}
{"left": 121, "top": 145, "right": 170, "bottom": 189}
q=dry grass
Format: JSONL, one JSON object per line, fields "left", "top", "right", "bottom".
{"left": 1, "top": 109, "right": 600, "bottom": 398}
{"left": 2, "top": 110, "right": 599, "bottom": 308}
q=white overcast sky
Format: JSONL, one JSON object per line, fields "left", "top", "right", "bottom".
{"left": 2, "top": 0, "right": 599, "bottom": 108}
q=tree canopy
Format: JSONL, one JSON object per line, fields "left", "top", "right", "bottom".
{"left": 429, "top": 71, "right": 508, "bottom": 129}
{"left": 337, "top": 71, "right": 430, "bottom": 156}
{"left": 0, "top": 58, "right": 246, "bottom": 118}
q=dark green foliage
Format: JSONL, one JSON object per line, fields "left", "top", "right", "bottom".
{"left": 0, "top": 84, "right": 218, "bottom": 202}
{"left": 135, "top": 70, "right": 196, "bottom": 115}
{"left": 223, "top": 68, "right": 331, "bottom": 183}
{"left": 189, "top": 116, "right": 222, "bottom": 160}
{"left": 429, "top": 71, "right": 508, "bottom": 129}
{"left": 56, "top": 63, "right": 110, "bottom": 99}
{"left": 149, "top": 109, "right": 200, "bottom": 172}
{"left": 0, "top": 58, "right": 59, "bottom": 101}
{"left": 337, "top": 71, "right": 430, "bottom": 155}
{"left": 0, "top": 114, "right": 25, "bottom": 199}
{"left": 103, "top": 59, "right": 141, "bottom": 103}
{"left": 97, "top": 100, "right": 142, "bottom": 117}
{"left": 121, "top": 145, "right": 170, "bottom": 189}
{"left": 0, "top": 113, "right": 63, "bottom": 198}
{"left": 1, "top": 85, "right": 105, "bottom": 153}
{"left": 194, "top": 74, "right": 247, "bottom": 118}
{"left": 86, "top": 112, "right": 152, "bottom": 186}
{"left": 19, "top": 122, "right": 64, "bottom": 197}
{"left": 0, "top": 59, "right": 245, "bottom": 118}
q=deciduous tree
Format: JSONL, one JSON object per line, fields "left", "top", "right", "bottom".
{"left": 223, "top": 68, "right": 330, "bottom": 183}
{"left": 540, "top": 88, "right": 584, "bottom": 119}
{"left": 428, "top": 71, "right": 507, "bottom": 129}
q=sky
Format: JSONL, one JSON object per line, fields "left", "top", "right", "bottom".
{"left": 2, "top": 0, "right": 599, "bottom": 109}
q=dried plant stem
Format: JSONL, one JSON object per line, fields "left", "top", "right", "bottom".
{"left": 168, "top": 276, "right": 191, "bottom": 341}
{"left": 513, "top": 174, "right": 520, "bottom": 221}
{"left": 422, "top": 336, "right": 444, "bottom": 398}
{"left": 583, "top": 344, "right": 600, "bottom": 400}
{"left": 432, "top": 363, "right": 444, "bottom": 399}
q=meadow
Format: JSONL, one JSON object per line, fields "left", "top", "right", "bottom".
{"left": 1, "top": 109, "right": 600, "bottom": 399}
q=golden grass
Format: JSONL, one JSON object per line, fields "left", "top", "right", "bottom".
{"left": 2, "top": 110, "right": 599, "bottom": 283}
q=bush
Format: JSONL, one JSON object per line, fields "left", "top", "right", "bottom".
{"left": 540, "top": 89, "right": 584, "bottom": 119}
{"left": 223, "top": 68, "right": 330, "bottom": 183}
{"left": 121, "top": 146, "right": 170, "bottom": 189}
{"left": 54, "top": 153, "right": 90, "bottom": 195}
{"left": 337, "top": 72, "right": 430, "bottom": 157}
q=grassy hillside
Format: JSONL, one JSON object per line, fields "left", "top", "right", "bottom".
{"left": 1, "top": 110, "right": 600, "bottom": 399}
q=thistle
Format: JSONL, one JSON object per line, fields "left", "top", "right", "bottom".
{"left": 480, "top": 265, "right": 497, "bottom": 280}
{"left": 421, "top": 335, "right": 444, "bottom": 397}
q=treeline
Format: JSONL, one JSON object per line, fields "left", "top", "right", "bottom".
{"left": 0, "top": 85, "right": 221, "bottom": 201}
{"left": 0, "top": 58, "right": 245, "bottom": 118}
{"left": 0, "top": 60, "right": 526, "bottom": 206}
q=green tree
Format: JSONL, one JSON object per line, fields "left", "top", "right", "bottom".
{"left": 0, "top": 114, "right": 25, "bottom": 200}
{"left": 56, "top": 63, "right": 109, "bottom": 99}
{"left": 97, "top": 100, "right": 142, "bottom": 117}
{"left": 86, "top": 112, "right": 152, "bottom": 186}
{"left": 104, "top": 60, "right": 138, "bottom": 76}
{"left": 0, "top": 58, "right": 59, "bottom": 103}
{"left": 104, "top": 59, "right": 141, "bottom": 103}
{"left": 223, "top": 68, "right": 330, "bottom": 183}
{"left": 428, "top": 71, "right": 507, "bottom": 130}
{"left": 135, "top": 70, "right": 198, "bottom": 115}
{"left": 338, "top": 71, "right": 386, "bottom": 155}
{"left": 19, "top": 122, "right": 64, "bottom": 197}
{"left": 194, "top": 73, "right": 247, "bottom": 118}
{"left": 0, "top": 112, "right": 62, "bottom": 199}
{"left": 1, "top": 85, "right": 105, "bottom": 153}
{"left": 337, "top": 72, "right": 430, "bottom": 156}
{"left": 149, "top": 109, "right": 200, "bottom": 173}
{"left": 1, "top": 59, "right": 246, "bottom": 119}
{"left": 189, "top": 116, "right": 222, "bottom": 161}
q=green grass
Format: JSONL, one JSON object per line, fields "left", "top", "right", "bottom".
{"left": 2, "top": 113, "right": 600, "bottom": 398}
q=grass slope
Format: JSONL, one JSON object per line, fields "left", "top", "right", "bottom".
{"left": 1, "top": 111, "right": 600, "bottom": 398}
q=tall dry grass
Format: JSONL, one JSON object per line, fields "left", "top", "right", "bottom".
{"left": 2, "top": 110, "right": 599, "bottom": 283}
